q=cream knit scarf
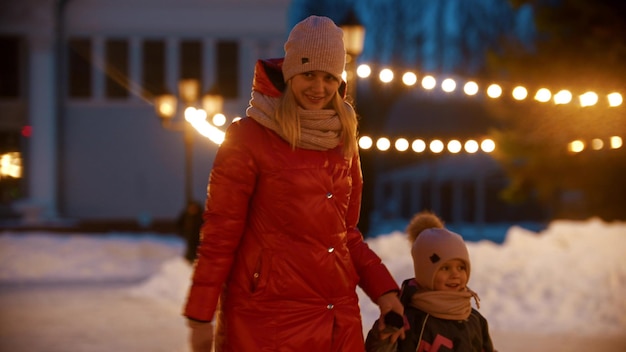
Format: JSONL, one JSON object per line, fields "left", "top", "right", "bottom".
{"left": 410, "top": 287, "right": 481, "bottom": 321}
{"left": 245, "top": 90, "right": 342, "bottom": 151}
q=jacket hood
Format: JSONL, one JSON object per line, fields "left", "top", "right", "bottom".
{"left": 252, "top": 58, "right": 286, "bottom": 98}
{"left": 252, "top": 58, "right": 347, "bottom": 99}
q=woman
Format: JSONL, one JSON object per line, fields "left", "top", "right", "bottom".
{"left": 184, "top": 15, "right": 403, "bottom": 351}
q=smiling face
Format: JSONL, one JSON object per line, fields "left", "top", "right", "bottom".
{"left": 432, "top": 258, "right": 468, "bottom": 292}
{"left": 289, "top": 71, "right": 340, "bottom": 110}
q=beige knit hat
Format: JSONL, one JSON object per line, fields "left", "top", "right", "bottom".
{"left": 411, "top": 228, "right": 471, "bottom": 291}
{"left": 282, "top": 15, "right": 346, "bottom": 83}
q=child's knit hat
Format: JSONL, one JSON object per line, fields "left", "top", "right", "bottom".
{"left": 406, "top": 210, "right": 445, "bottom": 244}
{"left": 282, "top": 15, "right": 346, "bottom": 83}
{"left": 411, "top": 227, "right": 471, "bottom": 290}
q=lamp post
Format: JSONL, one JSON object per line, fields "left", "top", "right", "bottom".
{"left": 154, "top": 79, "right": 223, "bottom": 205}
{"left": 340, "top": 10, "right": 365, "bottom": 104}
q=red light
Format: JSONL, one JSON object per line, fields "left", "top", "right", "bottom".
{"left": 21, "top": 125, "right": 32, "bottom": 137}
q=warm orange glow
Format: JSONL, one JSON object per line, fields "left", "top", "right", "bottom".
{"left": 376, "top": 138, "right": 391, "bottom": 151}
{"left": 356, "top": 64, "right": 371, "bottom": 78}
{"left": 179, "top": 79, "right": 200, "bottom": 104}
{"left": 464, "top": 140, "right": 479, "bottom": 153}
{"left": 568, "top": 140, "right": 585, "bottom": 153}
{"left": 447, "top": 140, "right": 462, "bottom": 153}
{"left": 512, "top": 86, "right": 528, "bottom": 100}
{"left": 154, "top": 94, "right": 177, "bottom": 119}
{"left": 421, "top": 75, "right": 436, "bottom": 90}
{"left": 554, "top": 90, "right": 572, "bottom": 105}
{"left": 487, "top": 84, "right": 502, "bottom": 98}
{"left": 464, "top": 81, "right": 479, "bottom": 96}
{"left": 379, "top": 69, "right": 394, "bottom": 83}
{"left": 481, "top": 139, "right": 496, "bottom": 153}
{"left": 610, "top": 136, "right": 623, "bottom": 149}
{"left": 412, "top": 139, "right": 426, "bottom": 153}
{"left": 591, "top": 138, "right": 604, "bottom": 150}
{"left": 441, "top": 78, "right": 456, "bottom": 93}
{"left": 202, "top": 94, "right": 224, "bottom": 117}
{"left": 0, "top": 152, "right": 22, "bottom": 178}
{"left": 429, "top": 140, "right": 444, "bottom": 153}
{"left": 579, "top": 92, "right": 598, "bottom": 107}
{"left": 340, "top": 21, "right": 365, "bottom": 56}
{"left": 402, "top": 72, "right": 418, "bottom": 86}
{"left": 212, "top": 114, "right": 227, "bottom": 127}
{"left": 395, "top": 138, "right": 409, "bottom": 151}
{"left": 358, "top": 136, "right": 373, "bottom": 149}
{"left": 535, "top": 88, "right": 552, "bottom": 102}
{"left": 608, "top": 93, "right": 623, "bottom": 107}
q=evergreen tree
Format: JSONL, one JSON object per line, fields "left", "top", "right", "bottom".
{"left": 487, "top": 0, "right": 626, "bottom": 220}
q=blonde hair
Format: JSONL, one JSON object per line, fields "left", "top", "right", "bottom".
{"left": 274, "top": 82, "right": 358, "bottom": 158}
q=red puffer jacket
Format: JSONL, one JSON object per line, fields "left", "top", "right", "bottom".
{"left": 184, "top": 59, "right": 399, "bottom": 351}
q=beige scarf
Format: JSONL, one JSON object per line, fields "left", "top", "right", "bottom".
{"left": 245, "top": 90, "right": 342, "bottom": 151}
{"left": 410, "top": 287, "right": 481, "bottom": 321}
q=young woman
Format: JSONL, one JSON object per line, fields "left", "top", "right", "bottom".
{"left": 184, "top": 16, "right": 404, "bottom": 352}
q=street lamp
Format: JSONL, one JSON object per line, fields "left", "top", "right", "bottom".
{"left": 154, "top": 79, "right": 223, "bottom": 205}
{"left": 340, "top": 10, "right": 365, "bottom": 104}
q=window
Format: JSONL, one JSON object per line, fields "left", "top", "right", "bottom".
{"left": 105, "top": 39, "right": 129, "bottom": 98}
{"left": 0, "top": 131, "right": 24, "bottom": 206}
{"left": 216, "top": 41, "right": 239, "bottom": 98}
{"left": 68, "top": 38, "right": 92, "bottom": 98}
{"left": 0, "top": 35, "right": 21, "bottom": 98}
{"left": 180, "top": 40, "right": 202, "bottom": 89}
{"left": 142, "top": 40, "right": 166, "bottom": 98}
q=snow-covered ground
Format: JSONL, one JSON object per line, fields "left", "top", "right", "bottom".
{"left": 1, "top": 218, "right": 625, "bottom": 351}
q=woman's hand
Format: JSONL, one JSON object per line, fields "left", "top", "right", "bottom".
{"left": 188, "top": 319, "right": 214, "bottom": 352}
{"left": 376, "top": 291, "right": 406, "bottom": 343}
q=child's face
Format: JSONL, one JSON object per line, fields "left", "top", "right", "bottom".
{"left": 433, "top": 258, "right": 468, "bottom": 292}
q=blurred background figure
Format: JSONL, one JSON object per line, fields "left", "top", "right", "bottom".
{"left": 177, "top": 201, "right": 203, "bottom": 263}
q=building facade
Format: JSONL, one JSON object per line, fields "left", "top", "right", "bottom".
{"left": 0, "top": 0, "right": 291, "bottom": 227}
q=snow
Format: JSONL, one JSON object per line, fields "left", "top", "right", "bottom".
{"left": 1, "top": 218, "right": 626, "bottom": 351}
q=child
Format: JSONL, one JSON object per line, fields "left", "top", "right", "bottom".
{"left": 365, "top": 211, "right": 495, "bottom": 352}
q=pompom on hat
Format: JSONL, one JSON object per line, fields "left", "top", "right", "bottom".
{"left": 406, "top": 210, "right": 445, "bottom": 244}
{"left": 282, "top": 15, "right": 346, "bottom": 83}
{"left": 411, "top": 228, "right": 471, "bottom": 291}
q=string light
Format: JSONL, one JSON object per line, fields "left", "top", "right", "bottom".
{"left": 421, "top": 75, "right": 436, "bottom": 90}
{"left": 464, "top": 140, "right": 479, "bottom": 153}
{"left": 356, "top": 64, "right": 622, "bottom": 108}
{"left": 611, "top": 136, "right": 623, "bottom": 149}
{"left": 487, "top": 84, "right": 503, "bottom": 98}
{"left": 376, "top": 137, "right": 391, "bottom": 151}
{"left": 412, "top": 139, "right": 426, "bottom": 153}
{"left": 379, "top": 68, "right": 394, "bottom": 83}
{"left": 554, "top": 90, "right": 572, "bottom": 104}
{"left": 464, "top": 81, "right": 479, "bottom": 96}
{"left": 441, "top": 78, "right": 457, "bottom": 93}
{"left": 187, "top": 64, "right": 624, "bottom": 157}
{"left": 447, "top": 140, "right": 462, "bottom": 153}
{"left": 568, "top": 136, "right": 623, "bottom": 153}
{"left": 430, "top": 140, "right": 445, "bottom": 153}
{"left": 535, "top": 88, "right": 552, "bottom": 102}
{"left": 402, "top": 72, "right": 418, "bottom": 86}
{"left": 395, "top": 138, "right": 410, "bottom": 151}
{"left": 512, "top": 86, "right": 528, "bottom": 100}
{"left": 608, "top": 93, "right": 623, "bottom": 107}
{"left": 356, "top": 64, "right": 371, "bottom": 78}
{"left": 579, "top": 92, "right": 598, "bottom": 107}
